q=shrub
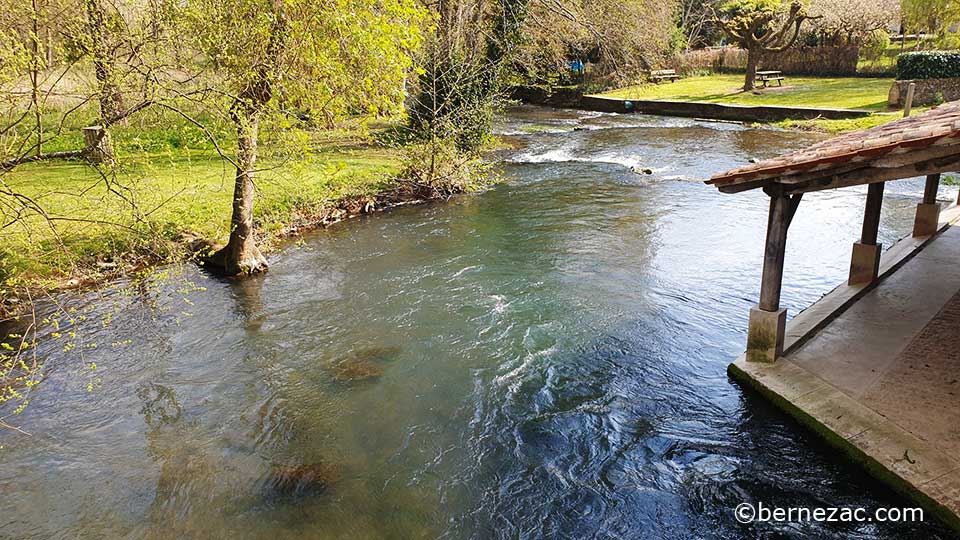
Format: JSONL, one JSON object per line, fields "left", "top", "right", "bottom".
{"left": 938, "top": 34, "right": 960, "bottom": 51}
{"left": 669, "top": 26, "right": 689, "bottom": 53}
{"left": 861, "top": 29, "right": 890, "bottom": 62}
{"left": 896, "top": 50, "right": 960, "bottom": 80}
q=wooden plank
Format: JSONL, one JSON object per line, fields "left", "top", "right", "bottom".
{"left": 784, "top": 155, "right": 960, "bottom": 194}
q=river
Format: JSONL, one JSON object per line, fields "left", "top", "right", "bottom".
{"left": 1, "top": 105, "right": 954, "bottom": 539}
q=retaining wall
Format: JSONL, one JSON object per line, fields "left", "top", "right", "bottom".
{"left": 888, "top": 78, "right": 960, "bottom": 107}
{"left": 579, "top": 95, "right": 872, "bottom": 122}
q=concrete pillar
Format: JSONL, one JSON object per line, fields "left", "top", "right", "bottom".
{"left": 747, "top": 307, "right": 787, "bottom": 363}
{"left": 912, "top": 174, "right": 940, "bottom": 237}
{"left": 747, "top": 190, "right": 801, "bottom": 363}
{"left": 849, "top": 182, "right": 884, "bottom": 285}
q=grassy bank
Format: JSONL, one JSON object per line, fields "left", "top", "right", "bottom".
{"left": 600, "top": 74, "right": 906, "bottom": 132}
{"left": 602, "top": 74, "right": 893, "bottom": 111}
{"left": 1, "top": 120, "right": 409, "bottom": 286}
{"left": 773, "top": 110, "right": 928, "bottom": 134}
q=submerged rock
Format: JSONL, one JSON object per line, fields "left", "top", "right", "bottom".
{"left": 327, "top": 356, "right": 383, "bottom": 381}
{"left": 266, "top": 462, "right": 341, "bottom": 496}
{"left": 325, "top": 346, "right": 401, "bottom": 382}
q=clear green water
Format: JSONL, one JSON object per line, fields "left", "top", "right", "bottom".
{"left": 1, "top": 106, "right": 954, "bottom": 539}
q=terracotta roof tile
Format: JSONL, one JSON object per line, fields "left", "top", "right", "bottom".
{"left": 709, "top": 101, "right": 960, "bottom": 189}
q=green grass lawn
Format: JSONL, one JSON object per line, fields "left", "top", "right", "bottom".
{"left": 601, "top": 74, "right": 894, "bottom": 111}
{"left": 1, "top": 140, "right": 402, "bottom": 281}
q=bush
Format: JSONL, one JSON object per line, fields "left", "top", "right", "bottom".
{"left": 861, "top": 29, "right": 890, "bottom": 62}
{"left": 938, "top": 34, "right": 960, "bottom": 51}
{"left": 896, "top": 51, "right": 960, "bottom": 80}
{"left": 398, "top": 139, "right": 493, "bottom": 196}
{"left": 669, "top": 26, "right": 688, "bottom": 53}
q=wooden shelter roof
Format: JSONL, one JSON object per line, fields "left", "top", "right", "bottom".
{"left": 707, "top": 101, "right": 960, "bottom": 194}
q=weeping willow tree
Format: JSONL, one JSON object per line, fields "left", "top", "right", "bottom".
{"left": 514, "top": 0, "right": 677, "bottom": 86}
{"left": 178, "top": 0, "right": 425, "bottom": 275}
{"left": 901, "top": 0, "right": 960, "bottom": 47}
{"left": 408, "top": 0, "right": 529, "bottom": 152}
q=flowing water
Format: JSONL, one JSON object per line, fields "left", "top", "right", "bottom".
{"left": 2, "top": 105, "right": 956, "bottom": 539}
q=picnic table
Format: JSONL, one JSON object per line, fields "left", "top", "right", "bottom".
{"left": 649, "top": 69, "right": 680, "bottom": 84}
{"left": 756, "top": 70, "right": 784, "bottom": 87}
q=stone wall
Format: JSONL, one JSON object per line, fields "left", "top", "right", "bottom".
{"left": 888, "top": 78, "right": 960, "bottom": 107}
{"left": 578, "top": 96, "right": 871, "bottom": 122}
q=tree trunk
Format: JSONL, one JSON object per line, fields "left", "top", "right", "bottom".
{"left": 85, "top": 0, "right": 124, "bottom": 124}
{"left": 210, "top": 107, "right": 268, "bottom": 276}
{"left": 31, "top": 0, "right": 42, "bottom": 157}
{"left": 744, "top": 48, "right": 758, "bottom": 91}
{"left": 82, "top": 125, "right": 114, "bottom": 164}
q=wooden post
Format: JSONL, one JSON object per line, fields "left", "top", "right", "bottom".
{"left": 849, "top": 182, "right": 884, "bottom": 285}
{"left": 922, "top": 173, "right": 940, "bottom": 204}
{"left": 913, "top": 173, "right": 940, "bottom": 237}
{"left": 860, "top": 182, "right": 884, "bottom": 245}
{"left": 758, "top": 192, "right": 799, "bottom": 311}
{"left": 903, "top": 82, "right": 916, "bottom": 117}
{"left": 748, "top": 189, "right": 801, "bottom": 362}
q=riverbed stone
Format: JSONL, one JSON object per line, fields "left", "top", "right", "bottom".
{"left": 266, "top": 462, "right": 341, "bottom": 496}
{"left": 325, "top": 346, "right": 401, "bottom": 382}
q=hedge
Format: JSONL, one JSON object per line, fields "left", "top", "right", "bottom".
{"left": 896, "top": 51, "right": 960, "bottom": 80}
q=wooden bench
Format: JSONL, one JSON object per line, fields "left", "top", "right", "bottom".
{"left": 757, "top": 70, "right": 785, "bottom": 87}
{"left": 649, "top": 69, "right": 680, "bottom": 84}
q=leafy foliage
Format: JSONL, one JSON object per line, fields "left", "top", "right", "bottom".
{"left": 182, "top": 0, "right": 425, "bottom": 121}
{"left": 806, "top": 0, "right": 899, "bottom": 45}
{"left": 514, "top": 0, "right": 676, "bottom": 85}
{"left": 896, "top": 50, "right": 960, "bottom": 80}
{"left": 409, "top": 0, "right": 530, "bottom": 152}
{"left": 901, "top": 0, "right": 960, "bottom": 41}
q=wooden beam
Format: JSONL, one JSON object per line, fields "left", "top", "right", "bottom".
{"left": 758, "top": 191, "right": 801, "bottom": 312}
{"left": 861, "top": 181, "right": 884, "bottom": 245}
{"left": 872, "top": 145, "right": 960, "bottom": 169}
{"left": 718, "top": 178, "right": 771, "bottom": 194}
{"left": 718, "top": 144, "right": 960, "bottom": 194}
{"left": 783, "top": 155, "right": 960, "bottom": 194}
{"left": 777, "top": 162, "right": 868, "bottom": 186}
{"left": 923, "top": 173, "right": 940, "bottom": 204}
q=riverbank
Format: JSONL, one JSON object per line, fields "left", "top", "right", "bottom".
{"left": 518, "top": 74, "right": 924, "bottom": 133}
{"left": 0, "top": 122, "right": 487, "bottom": 319}
{"left": 5, "top": 105, "right": 951, "bottom": 539}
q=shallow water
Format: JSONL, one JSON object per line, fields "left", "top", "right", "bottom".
{"left": 2, "top": 105, "right": 956, "bottom": 539}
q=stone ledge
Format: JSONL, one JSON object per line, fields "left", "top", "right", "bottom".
{"left": 730, "top": 358, "right": 960, "bottom": 532}
{"left": 729, "top": 203, "right": 960, "bottom": 532}
{"left": 579, "top": 95, "right": 872, "bottom": 122}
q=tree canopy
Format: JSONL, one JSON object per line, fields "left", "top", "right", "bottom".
{"left": 716, "top": 0, "right": 814, "bottom": 90}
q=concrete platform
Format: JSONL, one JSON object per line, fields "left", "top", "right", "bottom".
{"left": 730, "top": 205, "right": 960, "bottom": 532}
